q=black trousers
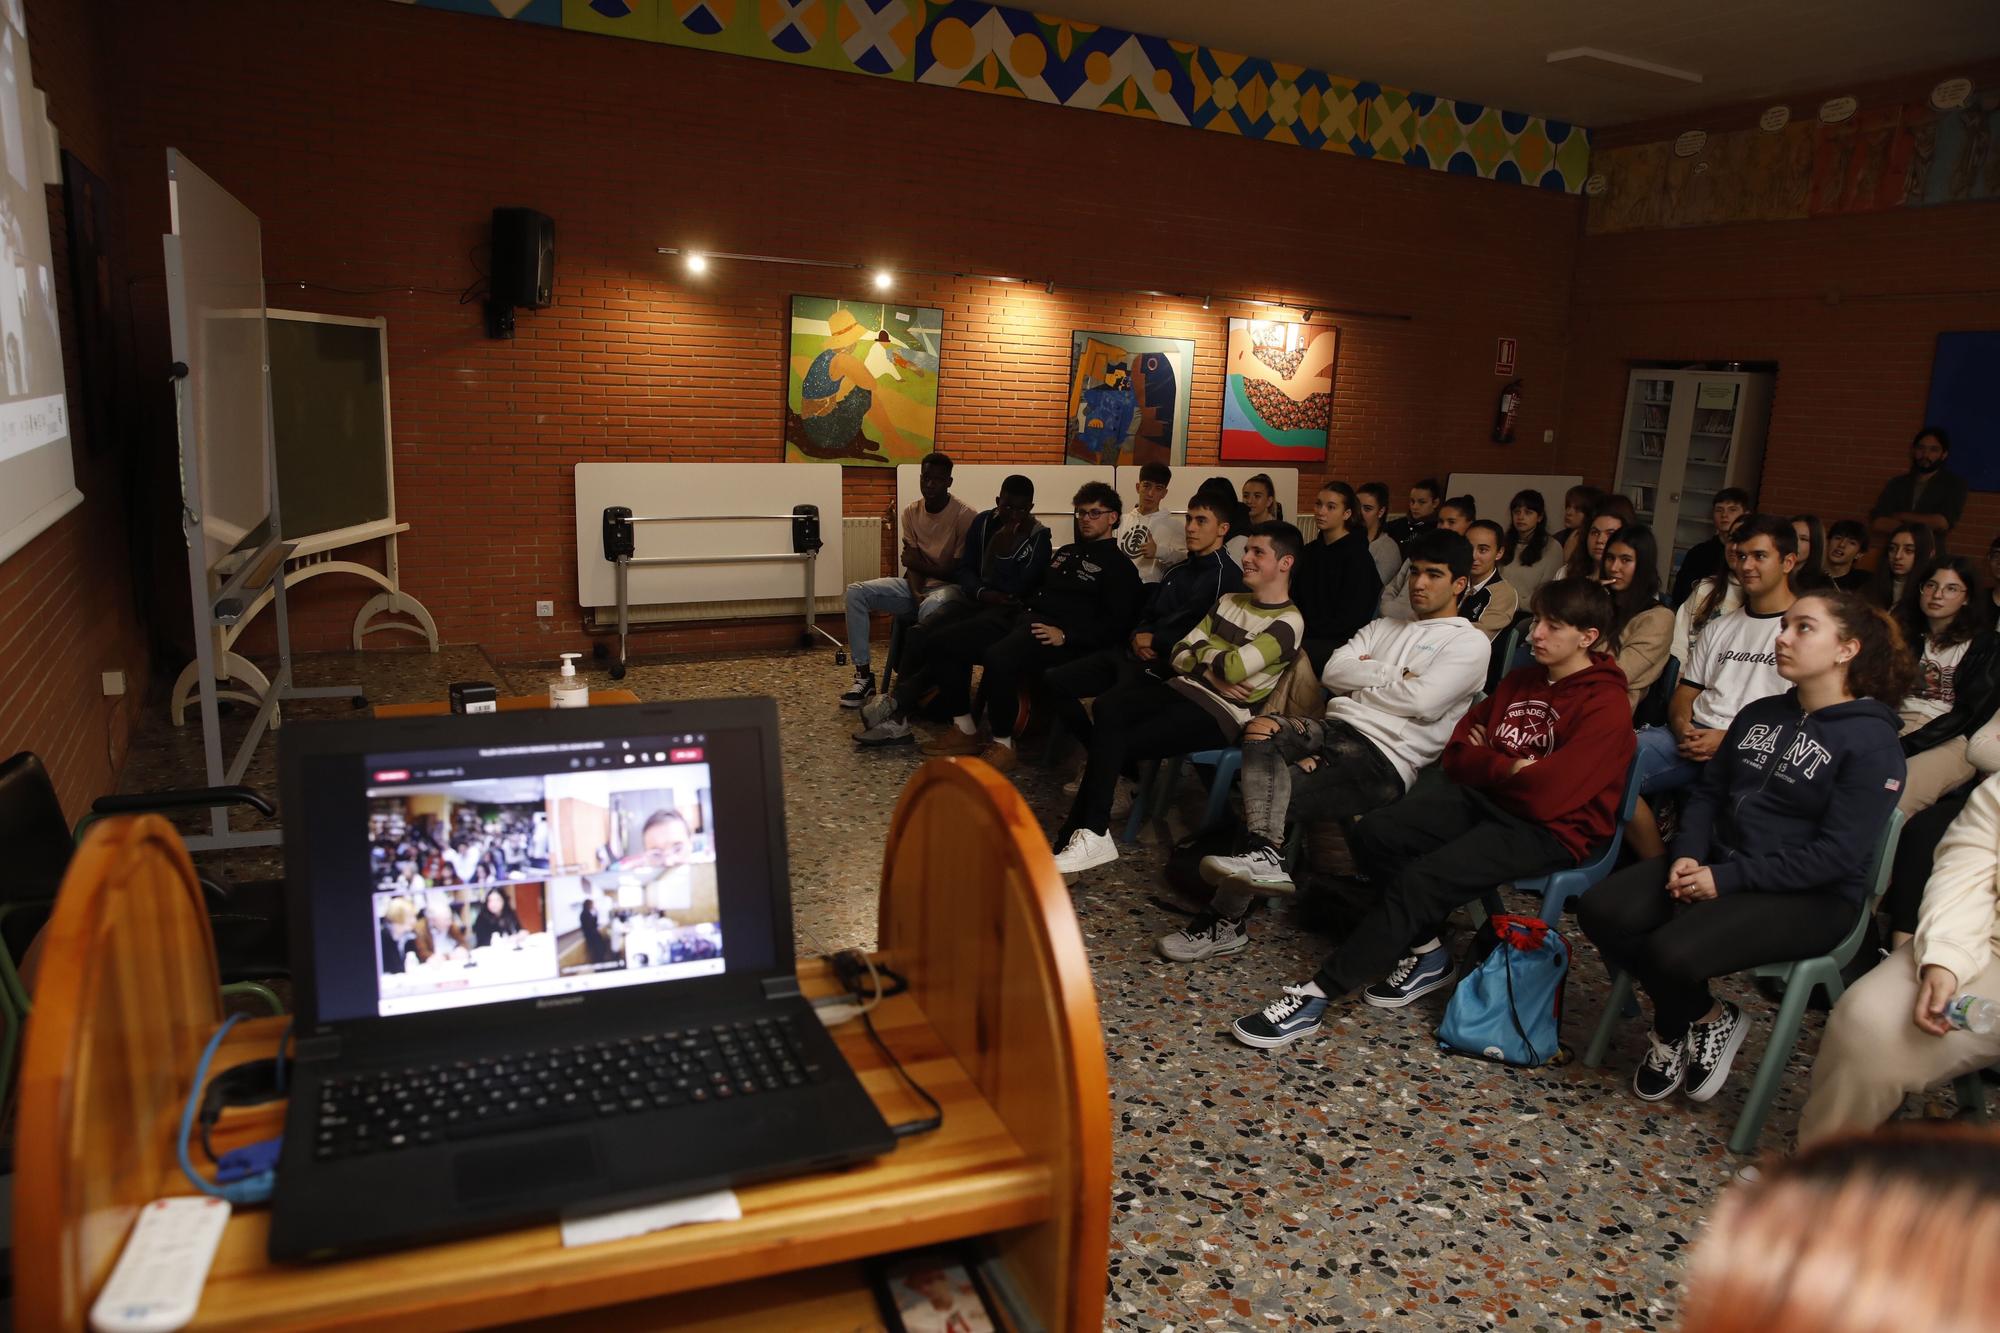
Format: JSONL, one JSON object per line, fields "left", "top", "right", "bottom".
{"left": 1041, "top": 649, "right": 1148, "bottom": 743}
{"left": 1883, "top": 792, "right": 1972, "bottom": 936}
{"left": 1059, "top": 679, "right": 1228, "bottom": 838}
{"left": 1314, "top": 774, "right": 1572, "bottom": 997}
{"left": 1576, "top": 858, "right": 1859, "bottom": 1041}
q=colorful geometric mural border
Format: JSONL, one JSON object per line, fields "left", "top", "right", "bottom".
{"left": 408, "top": 0, "right": 1590, "bottom": 192}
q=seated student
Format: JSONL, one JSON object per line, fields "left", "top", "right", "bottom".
{"left": 415, "top": 901, "right": 470, "bottom": 964}
{"left": 1381, "top": 515, "right": 1515, "bottom": 640}
{"left": 1554, "top": 483, "right": 1605, "bottom": 554}
{"left": 1050, "top": 522, "right": 1305, "bottom": 876}
{"left": 839, "top": 451, "right": 978, "bottom": 707}
{"left": 1789, "top": 514, "right": 1832, "bottom": 592}
{"left": 1601, "top": 524, "right": 1675, "bottom": 711}
{"left": 1878, "top": 710, "right": 2000, "bottom": 953}
{"left": 1864, "top": 521, "right": 1934, "bottom": 610}
{"left": 1580, "top": 590, "right": 1911, "bottom": 1104}
{"left": 1157, "top": 529, "right": 1489, "bottom": 961}
{"left": 921, "top": 482, "right": 1141, "bottom": 770}
{"left": 1043, "top": 492, "right": 1241, "bottom": 744}
{"left": 1559, "top": 494, "right": 1638, "bottom": 582}
{"left": 1356, "top": 482, "right": 1403, "bottom": 584}
{"left": 380, "top": 899, "right": 418, "bottom": 974}
{"left": 1120, "top": 461, "right": 1186, "bottom": 590}
{"left": 1243, "top": 473, "right": 1284, "bottom": 524}
{"left": 1385, "top": 476, "right": 1442, "bottom": 550}
{"left": 1293, "top": 480, "right": 1382, "bottom": 673}
{"left": 1630, "top": 515, "right": 1799, "bottom": 859}
{"left": 1230, "top": 579, "right": 1633, "bottom": 1047}
{"left": 471, "top": 886, "right": 524, "bottom": 948}
{"left": 1375, "top": 493, "right": 1471, "bottom": 609}
{"left": 1798, "top": 771, "right": 2000, "bottom": 1148}
{"left": 1824, "top": 519, "right": 1871, "bottom": 592}
{"left": 1673, "top": 487, "right": 1752, "bottom": 607}
{"left": 1892, "top": 555, "right": 2000, "bottom": 815}
{"left": 854, "top": 477, "right": 1049, "bottom": 745}
{"left": 1498, "top": 489, "right": 1566, "bottom": 604}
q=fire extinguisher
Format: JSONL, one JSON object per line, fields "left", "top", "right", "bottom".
{"left": 1492, "top": 379, "right": 1522, "bottom": 444}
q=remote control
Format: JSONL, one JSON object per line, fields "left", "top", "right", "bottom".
{"left": 89, "top": 1196, "right": 232, "bottom": 1333}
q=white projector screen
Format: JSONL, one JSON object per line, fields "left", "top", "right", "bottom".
{"left": 0, "top": 4, "right": 74, "bottom": 564}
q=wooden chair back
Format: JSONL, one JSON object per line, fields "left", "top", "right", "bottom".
{"left": 877, "top": 758, "right": 1111, "bottom": 1331}
{"left": 12, "top": 815, "right": 223, "bottom": 1332}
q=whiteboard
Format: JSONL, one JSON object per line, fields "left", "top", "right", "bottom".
{"left": 894, "top": 464, "right": 1112, "bottom": 541}
{"left": 1446, "top": 472, "right": 1583, "bottom": 532}
{"left": 574, "top": 463, "right": 846, "bottom": 610}
{"left": 163, "top": 150, "right": 270, "bottom": 572}
{"left": 1122, "top": 465, "right": 1301, "bottom": 521}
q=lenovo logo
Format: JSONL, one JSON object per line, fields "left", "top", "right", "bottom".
{"left": 535, "top": 995, "right": 585, "bottom": 1010}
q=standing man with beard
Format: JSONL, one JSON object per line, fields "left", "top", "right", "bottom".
{"left": 1871, "top": 426, "right": 1966, "bottom": 553}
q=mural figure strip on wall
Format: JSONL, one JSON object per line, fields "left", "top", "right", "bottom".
{"left": 1066, "top": 331, "right": 1193, "bottom": 467}
{"left": 784, "top": 296, "right": 942, "bottom": 466}
{"left": 1220, "top": 318, "right": 1336, "bottom": 463}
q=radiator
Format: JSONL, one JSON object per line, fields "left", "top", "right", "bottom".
{"left": 587, "top": 516, "right": 885, "bottom": 628}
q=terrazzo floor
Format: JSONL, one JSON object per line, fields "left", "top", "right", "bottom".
{"left": 113, "top": 643, "right": 1969, "bottom": 1330}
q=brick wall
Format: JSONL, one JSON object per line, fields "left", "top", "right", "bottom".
{"left": 94, "top": 0, "right": 1582, "bottom": 664}
{"left": 1559, "top": 68, "right": 2000, "bottom": 546}
{"left": 0, "top": 0, "right": 149, "bottom": 822}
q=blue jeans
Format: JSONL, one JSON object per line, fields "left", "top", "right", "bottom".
{"left": 1633, "top": 725, "right": 1703, "bottom": 797}
{"left": 843, "top": 577, "right": 965, "bottom": 670}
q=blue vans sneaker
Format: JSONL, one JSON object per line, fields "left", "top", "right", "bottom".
{"left": 1231, "top": 985, "right": 1330, "bottom": 1049}
{"left": 1361, "top": 943, "right": 1454, "bottom": 1009}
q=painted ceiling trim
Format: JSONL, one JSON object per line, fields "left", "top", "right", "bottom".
{"left": 403, "top": 0, "right": 1591, "bottom": 192}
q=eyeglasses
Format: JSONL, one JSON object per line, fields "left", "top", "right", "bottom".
{"left": 1920, "top": 581, "right": 1965, "bottom": 595}
{"left": 1074, "top": 507, "right": 1114, "bottom": 519}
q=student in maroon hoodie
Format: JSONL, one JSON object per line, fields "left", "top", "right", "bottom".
{"left": 1233, "top": 578, "right": 1635, "bottom": 1048}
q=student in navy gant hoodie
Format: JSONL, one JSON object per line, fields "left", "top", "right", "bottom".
{"left": 1232, "top": 577, "right": 1634, "bottom": 1049}
{"left": 1580, "top": 589, "right": 1913, "bottom": 1107}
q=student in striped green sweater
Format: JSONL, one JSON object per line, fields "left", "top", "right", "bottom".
{"left": 1053, "top": 521, "right": 1308, "bottom": 876}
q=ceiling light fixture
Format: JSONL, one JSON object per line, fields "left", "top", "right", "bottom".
{"left": 1045, "top": 279, "right": 1056, "bottom": 294}
{"left": 684, "top": 253, "right": 708, "bottom": 274}
{"left": 1202, "top": 294, "right": 1212, "bottom": 311}
{"left": 872, "top": 270, "right": 893, "bottom": 291}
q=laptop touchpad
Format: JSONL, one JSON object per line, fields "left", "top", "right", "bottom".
{"left": 452, "top": 1134, "right": 601, "bottom": 1206}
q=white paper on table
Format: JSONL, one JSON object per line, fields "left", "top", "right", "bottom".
{"left": 558, "top": 1189, "right": 742, "bottom": 1248}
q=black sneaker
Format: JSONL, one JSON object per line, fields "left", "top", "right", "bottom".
{"left": 1633, "top": 1030, "right": 1687, "bottom": 1102}
{"left": 1684, "top": 1002, "right": 1748, "bottom": 1103}
{"left": 839, "top": 671, "right": 875, "bottom": 708}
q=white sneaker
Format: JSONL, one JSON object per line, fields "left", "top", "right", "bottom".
{"left": 1198, "top": 845, "right": 1294, "bottom": 893}
{"left": 1157, "top": 911, "right": 1249, "bottom": 962}
{"left": 1053, "top": 828, "right": 1118, "bottom": 876}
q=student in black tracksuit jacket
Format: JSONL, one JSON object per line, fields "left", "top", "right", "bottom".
{"left": 1580, "top": 589, "right": 1914, "bottom": 1106}
{"left": 923, "top": 482, "right": 1142, "bottom": 757}
{"left": 1041, "top": 492, "right": 1242, "bottom": 743}
{"left": 1294, "top": 481, "right": 1384, "bottom": 673}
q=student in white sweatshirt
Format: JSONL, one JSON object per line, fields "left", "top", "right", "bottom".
{"left": 1159, "top": 528, "right": 1489, "bottom": 962}
{"left": 1797, "top": 769, "right": 2000, "bottom": 1146}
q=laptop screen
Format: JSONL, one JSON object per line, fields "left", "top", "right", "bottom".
{"left": 295, "top": 721, "right": 783, "bottom": 1024}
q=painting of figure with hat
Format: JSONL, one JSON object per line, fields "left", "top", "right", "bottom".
{"left": 1065, "top": 329, "right": 1194, "bottom": 467}
{"left": 784, "top": 295, "right": 943, "bottom": 466}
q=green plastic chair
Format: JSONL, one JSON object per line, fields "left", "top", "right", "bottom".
{"left": 1583, "top": 808, "right": 1905, "bottom": 1155}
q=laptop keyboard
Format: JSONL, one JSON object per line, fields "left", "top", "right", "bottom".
{"left": 310, "top": 1017, "right": 829, "bottom": 1160}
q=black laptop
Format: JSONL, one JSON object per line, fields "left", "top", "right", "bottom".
{"left": 267, "top": 697, "right": 894, "bottom": 1262}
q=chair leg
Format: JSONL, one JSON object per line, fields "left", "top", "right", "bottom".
{"left": 1199, "top": 753, "right": 1242, "bottom": 833}
{"left": 1538, "top": 878, "right": 1581, "bottom": 926}
{"left": 1584, "top": 972, "right": 1635, "bottom": 1068}
{"left": 1729, "top": 970, "right": 1819, "bottom": 1155}
{"left": 1122, "top": 758, "right": 1166, "bottom": 843}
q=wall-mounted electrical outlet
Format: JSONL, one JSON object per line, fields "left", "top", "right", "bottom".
{"left": 102, "top": 671, "right": 126, "bottom": 697}
{"left": 1543, "top": 429, "right": 1555, "bottom": 444}
{"left": 535, "top": 600, "right": 555, "bottom": 618}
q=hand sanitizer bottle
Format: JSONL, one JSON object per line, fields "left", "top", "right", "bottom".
{"left": 550, "top": 652, "right": 589, "bottom": 709}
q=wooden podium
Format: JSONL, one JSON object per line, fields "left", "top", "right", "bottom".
{"left": 13, "top": 758, "right": 1111, "bottom": 1330}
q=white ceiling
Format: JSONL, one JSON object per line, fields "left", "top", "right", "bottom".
{"left": 1047, "top": 0, "right": 2000, "bottom": 127}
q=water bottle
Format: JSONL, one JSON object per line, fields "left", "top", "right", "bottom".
{"left": 1945, "top": 994, "right": 1998, "bottom": 1035}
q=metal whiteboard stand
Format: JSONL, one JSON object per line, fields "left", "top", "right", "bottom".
{"left": 598, "top": 504, "right": 840, "bottom": 680}
{"left": 165, "top": 522, "right": 439, "bottom": 725}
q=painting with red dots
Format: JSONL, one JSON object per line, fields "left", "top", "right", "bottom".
{"left": 1220, "top": 318, "right": 1338, "bottom": 463}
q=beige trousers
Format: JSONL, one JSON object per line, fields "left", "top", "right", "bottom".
{"left": 1796, "top": 944, "right": 2000, "bottom": 1147}
{"left": 1898, "top": 735, "right": 1975, "bottom": 817}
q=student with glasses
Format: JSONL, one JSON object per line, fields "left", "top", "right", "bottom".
{"left": 1891, "top": 555, "right": 2000, "bottom": 816}
{"left": 920, "top": 482, "right": 1141, "bottom": 771}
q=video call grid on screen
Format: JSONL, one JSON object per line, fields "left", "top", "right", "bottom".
{"left": 365, "top": 734, "right": 725, "bottom": 1018}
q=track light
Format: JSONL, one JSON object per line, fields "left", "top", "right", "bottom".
{"left": 1302, "top": 307, "right": 1315, "bottom": 322}
{"left": 1045, "top": 279, "right": 1056, "bottom": 294}
{"left": 872, "top": 269, "right": 893, "bottom": 291}
{"left": 1202, "top": 294, "right": 1212, "bottom": 311}
{"left": 684, "top": 253, "right": 708, "bottom": 274}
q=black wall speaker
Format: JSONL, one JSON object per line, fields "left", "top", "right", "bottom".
{"left": 490, "top": 207, "right": 554, "bottom": 309}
